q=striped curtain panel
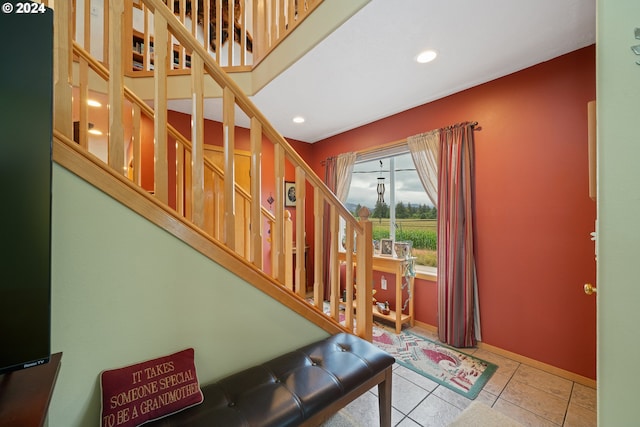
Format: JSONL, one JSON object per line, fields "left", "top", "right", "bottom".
{"left": 323, "top": 153, "right": 356, "bottom": 300}
{"left": 437, "top": 122, "right": 480, "bottom": 348}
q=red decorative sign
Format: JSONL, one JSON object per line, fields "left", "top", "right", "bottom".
{"left": 100, "top": 348, "right": 203, "bottom": 427}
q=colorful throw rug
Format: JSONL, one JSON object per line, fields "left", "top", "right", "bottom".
{"left": 372, "top": 326, "right": 496, "bottom": 399}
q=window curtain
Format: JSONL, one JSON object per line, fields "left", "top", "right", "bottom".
{"left": 437, "top": 122, "right": 481, "bottom": 348}
{"left": 323, "top": 152, "right": 356, "bottom": 300}
{"left": 407, "top": 130, "right": 440, "bottom": 207}
{"left": 335, "top": 152, "right": 357, "bottom": 201}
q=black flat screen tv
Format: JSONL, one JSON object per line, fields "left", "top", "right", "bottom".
{"left": 0, "top": 1, "right": 53, "bottom": 376}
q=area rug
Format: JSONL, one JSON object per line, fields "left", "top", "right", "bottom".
{"left": 372, "top": 326, "right": 497, "bottom": 400}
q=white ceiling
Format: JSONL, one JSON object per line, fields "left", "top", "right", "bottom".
{"left": 172, "top": 0, "right": 596, "bottom": 144}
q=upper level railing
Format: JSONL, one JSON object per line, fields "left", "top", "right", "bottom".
{"left": 67, "top": 0, "right": 322, "bottom": 75}
{"left": 47, "top": 0, "right": 374, "bottom": 339}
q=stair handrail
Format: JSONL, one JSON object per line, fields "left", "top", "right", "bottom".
{"left": 53, "top": 0, "right": 374, "bottom": 339}
{"left": 146, "top": 0, "right": 373, "bottom": 338}
{"left": 142, "top": 0, "right": 361, "bottom": 234}
{"left": 72, "top": 39, "right": 275, "bottom": 225}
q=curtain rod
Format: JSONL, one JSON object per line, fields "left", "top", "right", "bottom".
{"left": 321, "top": 121, "right": 479, "bottom": 165}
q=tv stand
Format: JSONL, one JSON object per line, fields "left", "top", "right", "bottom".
{"left": 0, "top": 352, "right": 62, "bottom": 426}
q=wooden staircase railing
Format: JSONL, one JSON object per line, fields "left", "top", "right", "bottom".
{"left": 63, "top": 0, "right": 323, "bottom": 75}
{"left": 49, "top": 0, "right": 374, "bottom": 340}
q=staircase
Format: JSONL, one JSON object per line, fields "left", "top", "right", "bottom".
{"left": 48, "top": 0, "right": 375, "bottom": 340}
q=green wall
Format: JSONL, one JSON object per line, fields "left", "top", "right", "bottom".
{"left": 49, "top": 165, "right": 328, "bottom": 426}
{"left": 597, "top": 0, "right": 640, "bottom": 424}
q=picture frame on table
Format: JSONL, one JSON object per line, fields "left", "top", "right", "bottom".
{"left": 373, "top": 239, "right": 381, "bottom": 255}
{"left": 285, "top": 181, "right": 296, "bottom": 207}
{"left": 380, "top": 238, "right": 394, "bottom": 256}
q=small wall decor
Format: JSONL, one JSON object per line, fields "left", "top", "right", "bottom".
{"left": 380, "top": 238, "right": 394, "bottom": 256}
{"left": 285, "top": 181, "right": 296, "bottom": 207}
{"left": 633, "top": 27, "right": 640, "bottom": 65}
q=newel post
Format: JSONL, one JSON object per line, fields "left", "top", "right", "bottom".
{"left": 355, "top": 207, "right": 373, "bottom": 341}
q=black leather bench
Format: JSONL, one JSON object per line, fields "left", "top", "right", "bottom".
{"left": 148, "top": 333, "right": 395, "bottom": 426}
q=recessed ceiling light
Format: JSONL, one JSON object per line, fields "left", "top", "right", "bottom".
{"left": 87, "top": 99, "right": 102, "bottom": 107}
{"left": 416, "top": 50, "right": 438, "bottom": 64}
{"left": 293, "top": 116, "right": 305, "bottom": 124}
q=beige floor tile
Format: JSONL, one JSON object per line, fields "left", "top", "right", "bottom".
{"left": 570, "top": 383, "right": 596, "bottom": 412}
{"left": 501, "top": 378, "right": 568, "bottom": 425}
{"left": 397, "top": 416, "right": 422, "bottom": 427}
{"left": 406, "top": 394, "right": 463, "bottom": 427}
{"left": 391, "top": 374, "right": 430, "bottom": 415}
{"left": 322, "top": 390, "right": 405, "bottom": 427}
{"left": 472, "top": 348, "right": 520, "bottom": 377}
{"left": 493, "top": 398, "right": 560, "bottom": 427}
{"left": 483, "top": 370, "right": 512, "bottom": 396}
{"left": 431, "top": 385, "right": 472, "bottom": 410}
{"left": 512, "top": 365, "right": 573, "bottom": 401}
{"left": 475, "top": 389, "right": 498, "bottom": 408}
{"left": 563, "top": 401, "right": 597, "bottom": 427}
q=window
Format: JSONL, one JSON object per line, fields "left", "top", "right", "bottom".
{"left": 345, "top": 150, "right": 437, "bottom": 271}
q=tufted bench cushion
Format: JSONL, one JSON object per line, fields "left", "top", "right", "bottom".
{"left": 147, "top": 333, "right": 395, "bottom": 426}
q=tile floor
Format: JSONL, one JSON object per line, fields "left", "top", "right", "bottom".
{"left": 324, "top": 326, "right": 597, "bottom": 427}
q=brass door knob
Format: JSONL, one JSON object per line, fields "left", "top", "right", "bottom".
{"left": 584, "top": 283, "right": 597, "bottom": 295}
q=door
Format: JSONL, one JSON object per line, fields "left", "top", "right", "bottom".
{"left": 596, "top": 0, "right": 640, "bottom": 423}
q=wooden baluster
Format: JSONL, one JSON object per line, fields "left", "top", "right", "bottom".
{"left": 284, "top": 211, "right": 293, "bottom": 290}
{"left": 78, "top": 57, "right": 89, "bottom": 150}
{"left": 275, "top": 0, "right": 282, "bottom": 39}
{"left": 178, "top": 0, "right": 186, "bottom": 69}
{"left": 254, "top": 0, "right": 266, "bottom": 62}
{"left": 214, "top": 173, "right": 223, "bottom": 239}
{"left": 287, "top": 0, "right": 295, "bottom": 28}
{"left": 355, "top": 207, "right": 373, "bottom": 341}
{"left": 243, "top": 197, "right": 251, "bottom": 257}
{"left": 250, "top": 117, "right": 263, "bottom": 268}
{"left": 78, "top": 0, "right": 92, "bottom": 150}
{"left": 215, "top": 0, "right": 222, "bottom": 61}
{"left": 329, "top": 204, "right": 340, "bottom": 320}
{"left": 109, "top": 0, "right": 125, "bottom": 175}
{"left": 203, "top": 0, "right": 211, "bottom": 59}
{"left": 295, "top": 167, "right": 306, "bottom": 297}
{"left": 313, "top": 188, "right": 324, "bottom": 310}
{"left": 204, "top": 164, "right": 215, "bottom": 237}
{"left": 143, "top": 4, "right": 151, "bottom": 71}
{"left": 227, "top": 0, "right": 234, "bottom": 66}
{"left": 345, "top": 220, "right": 354, "bottom": 330}
{"left": 223, "top": 86, "right": 236, "bottom": 250}
{"left": 83, "top": 0, "right": 90, "bottom": 55}
{"left": 154, "top": 10, "right": 169, "bottom": 202}
{"left": 269, "top": 0, "right": 277, "bottom": 47}
{"left": 191, "top": 54, "right": 205, "bottom": 228}
{"left": 273, "top": 144, "right": 285, "bottom": 283}
{"left": 124, "top": 0, "right": 133, "bottom": 73}
{"left": 132, "top": 104, "right": 142, "bottom": 185}
{"left": 53, "top": 0, "right": 73, "bottom": 138}
{"left": 176, "top": 141, "right": 185, "bottom": 215}
{"left": 267, "top": 215, "right": 275, "bottom": 277}
{"left": 103, "top": 0, "right": 110, "bottom": 66}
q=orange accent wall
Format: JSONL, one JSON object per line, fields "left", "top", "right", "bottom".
{"left": 137, "top": 46, "right": 596, "bottom": 379}
{"left": 308, "top": 46, "right": 597, "bottom": 379}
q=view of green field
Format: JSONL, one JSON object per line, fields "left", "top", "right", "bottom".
{"left": 371, "top": 219, "right": 437, "bottom": 267}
